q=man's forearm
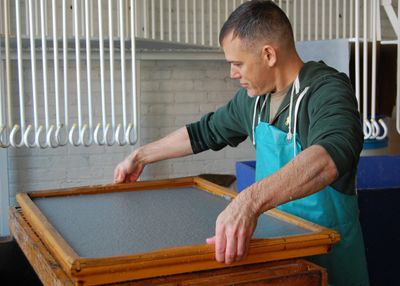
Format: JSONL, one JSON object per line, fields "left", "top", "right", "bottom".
{"left": 134, "top": 127, "right": 194, "bottom": 165}
{"left": 241, "top": 145, "right": 338, "bottom": 215}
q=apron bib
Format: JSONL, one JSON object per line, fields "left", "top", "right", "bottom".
{"left": 253, "top": 79, "right": 369, "bottom": 285}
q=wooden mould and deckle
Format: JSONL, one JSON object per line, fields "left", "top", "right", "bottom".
{"left": 9, "top": 176, "right": 340, "bottom": 285}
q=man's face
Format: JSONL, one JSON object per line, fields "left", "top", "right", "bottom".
{"left": 222, "top": 33, "right": 274, "bottom": 97}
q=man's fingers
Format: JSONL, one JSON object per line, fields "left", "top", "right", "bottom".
{"left": 225, "top": 230, "right": 237, "bottom": 264}
{"left": 128, "top": 164, "right": 144, "bottom": 182}
{"left": 215, "top": 226, "right": 226, "bottom": 263}
{"left": 128, "top": 173, "right": 138, "bottom": 182}
{"left": 237, "top": 229, "right": 252, "bottom": 261}
{"left": 113, "top": 168, "right": 124, "bottom": 183}
{"left": 206, "top": 236, "right": 216, "bottom": 244}
{"left": 236, "top": 230, "right": 247, "bottom": 261}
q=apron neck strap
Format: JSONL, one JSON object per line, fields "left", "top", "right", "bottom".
{"left": 287, "top": 76, "right": 300, "bottom": 141}
{"left": 252, "top": 75, "right": 309, "bottom": 152}
{"left": 252, "top": 95, "right": 269, "bottom": 145}
{"left": 252, "top": 96, "right": 260, "bottom": 145}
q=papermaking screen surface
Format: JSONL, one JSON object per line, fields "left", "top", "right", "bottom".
{"left": 33, "top": 187, "right": 312, "bottom": 258}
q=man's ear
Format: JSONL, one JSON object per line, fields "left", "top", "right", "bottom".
{"left": 262, "top": 45, "right": 277, "bottom": 67}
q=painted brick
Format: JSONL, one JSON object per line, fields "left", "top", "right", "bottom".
{"left": 159, "top": 80, "right": 194, "bottom": 92}
{"left": 149, "top": 103, "right": 199, "bottom": 115}
{"left": 224, "top": 141, "right": 256, "bottom": 159}
{"left": 140, "top": 115, "right": 176, "bottom": 128}
{"left": 205, "top": 70, "right": 230, "bottom": 80}
{"left": 172, "top": 69, "right": 205, "bottom": 80}
{"left": 199, "top": 103, "right": 217, "bottom": 113}
{"left": 174, "top": 115, "right": 203, "bottom": 127}
{"left": 207, "top": 91, "right": 236, "bottom": 102}
{"left": 139, "top": 127, "right": 162, "bottom": 141}
{"left": 141, "top": 81, "right": 161, "bottom": 91}
{"left": 6, "top": 59, "right": 254, "bottom": 200}
{"left": 174, "top": 91, "right": 205, "bottom": 103}
{"left": 193, "top": 79, "right": 227, "bottom": 91}
{"left": 193, "top": 150, "right": 227, "bottom": 161}
{"left": 141, "top": 92, "right": 174, "bottom": 104}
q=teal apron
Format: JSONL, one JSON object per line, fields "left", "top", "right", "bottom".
{"left": 253, "top": 79, "right": 369, "bottom": 286}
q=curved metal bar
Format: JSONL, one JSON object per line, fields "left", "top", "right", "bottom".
{"left": 322, "top": 0, "right": 325, "bottom": 39}
{"left": 10, "top": 125, "right": 21, "bottom": 148}
{"left": 23, "top": 125, "right": 36, "bottom": 148}
{"left": 119, "top": 0, "right": 127, "bottom": 146}
{"left": 74, "top": 0, "right": 84, "bottom": 146}
{"left": 52, "top": 0, "right": 61, "bottom": 148}
{"left": 61, "top": 0, "right": 69, "bottom": 146}
{"left": 4, "top": 0, "right": 13, "bottom": 142}
{"left": 94, "top": 123, "right": 111, "bottom": 146}
{"left": 84, "top": 0, "right": 93, "bottom": 146}
{"left": 115, "top": 123, "right": 127, "bottom": 146}
{"left": 363, "top": 119, "right": 372, "bottom": 140}
{"left": 0, "top": 2, "right": 6, "bottom": 148}
{"left": 28, "top": 0, "right": 40, "bottom": 148}
{"left": 362, "top": 0, "right": 370, "bottom": 139}
{"left": 80, "top": 124, "right": 92, "bottom": 147}
{"left": 15, "top": 0, "right": 26, "bottom": 147}
{"left": 130, "top": 0, "right": 138, "bottom": 146}
{"left": 68, "top": 123, "right": 81, "bottom": 146}
{"left": 0, "top": 4, "right": 6, "bottom": 148}
{"left": 376, "top": 118, "right": 388, "bottom": 140}
{"left": 94, "top": 123, "right": 105, "bottom": 146}
{"left": 354, "top": 0, "right": 360, "bottom": 111}
{"left": 45, "top": 125, "right": 58, "bottom": 148}
{"left": 35, "top": 125, "right": 48, "bottom": 149}
{"left": 98, "top": 0, "right": 107, "bottom": 146}
{"left": 104, "top": 124, "right": 115, "bottom": 146}
{"left": 124, "top": 123, "right": 132, "bottom": 144}
{"left": 0, "top": 125, "right": 9, "bottom": 148}
{"left": 370, "top": 0, "right": 381, "bottom": 141}
{"left": 343, "top": 0, "right": 347, "bottom": 38}
{"left": 55, "top": 124, "right": 67, "bottom": 146}
{"left": 108, "top": 0, "right": 116, "bottom": 146}
{"left": 40, "top": 0, "right": 50, "bottom": 141}
{"left": 370, "top": 118, "right": 380, "bottom": 139}
{"left": 125, "top": 123, "right": 138, "bottom": 145}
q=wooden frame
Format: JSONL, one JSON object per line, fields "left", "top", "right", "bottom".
{"left": 8, "top": 207, "right": 328, "bottom": 286}
{"left": 14, "top": 176, "right": 339, "bottom": 286}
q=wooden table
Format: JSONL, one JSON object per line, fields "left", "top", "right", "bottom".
{"left": 9, "top": 177, "right": 339, "bottom": 285}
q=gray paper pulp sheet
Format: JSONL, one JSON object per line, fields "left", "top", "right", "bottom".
{"left": 34, "top": 187, "right": 311, "bottom": 258}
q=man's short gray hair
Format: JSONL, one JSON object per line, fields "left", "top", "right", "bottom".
{"left": 219, "top": 0, "right": 295, "bottom": 49}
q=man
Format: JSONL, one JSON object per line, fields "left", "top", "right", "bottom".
{"left": 114, "top": 1, "right": 369, "bottom": 285}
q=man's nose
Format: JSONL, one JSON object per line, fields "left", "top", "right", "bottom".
{"left": 230, "top": 66, "right": 240, "bottom": 79}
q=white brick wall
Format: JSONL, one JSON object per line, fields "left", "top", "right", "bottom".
{"left": 139, "top": 60, "right": 255, "bottom": 181}
{"left": 6, "top": 59, "right": 256, "bottom": 205}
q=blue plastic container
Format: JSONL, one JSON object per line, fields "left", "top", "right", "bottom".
{"left": 235, "top": 161, "right": 256, "bottom": 192}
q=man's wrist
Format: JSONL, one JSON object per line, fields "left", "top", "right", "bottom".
{"left": 129, "top": 147, "right": 147, "bottom": 166}
{"left": 237, "top": 187, "right": 263, "bottom": 217}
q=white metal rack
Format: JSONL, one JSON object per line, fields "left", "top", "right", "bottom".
{"left": 0, "top": 0, "right": 398, "bottom": 149}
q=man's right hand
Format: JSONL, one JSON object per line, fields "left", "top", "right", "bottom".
{"left": 113, "top": 127, "right": 194, "bottom": 184}
{"left": 113, "top": 151, "right": 145, "bottom": 183}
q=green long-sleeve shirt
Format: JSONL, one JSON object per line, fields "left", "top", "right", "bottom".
{"left": 187, "top": 61, "right": 363, "bottom": 195}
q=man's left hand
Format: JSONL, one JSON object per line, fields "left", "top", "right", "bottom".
{"left": 206, "top": 196, "right": 258, "bottom": 264}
